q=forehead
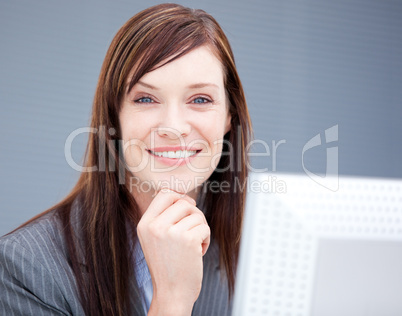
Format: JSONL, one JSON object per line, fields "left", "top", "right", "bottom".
{"left": 131, "top": 45, "right": 225, "bottom": 89}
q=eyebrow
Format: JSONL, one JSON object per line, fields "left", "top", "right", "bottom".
{"left": 137, "top": 81, "right": 158, "bottom": 90}
{"left": 136, "top": 80, "right": 219, "bottom": 90}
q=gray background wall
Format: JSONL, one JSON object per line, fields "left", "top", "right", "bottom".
{"left": 1, "top": 0, "right": 401, "bottom": 235}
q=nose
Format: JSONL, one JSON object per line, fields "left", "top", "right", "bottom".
{"left": 156, "top": 103, "right": 191, "bottom": 139}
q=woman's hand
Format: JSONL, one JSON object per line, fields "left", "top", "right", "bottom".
{"left": 137, "top": 189, "right": 210, "bottom": 316}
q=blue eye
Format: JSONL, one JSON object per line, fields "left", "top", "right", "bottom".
{"left": 193, "top": 97, "right": 211, "bottom": 104}
{"left": 134, "top": 97, "right": 154, "bottom": 103}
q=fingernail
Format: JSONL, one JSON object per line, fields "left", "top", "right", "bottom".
{"left": 187, "top": 196, "right": 196, "bottom": 205}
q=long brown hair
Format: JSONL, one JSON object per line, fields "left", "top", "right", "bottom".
{"left": 17, "top": 3, "right": 252, "bottom": 315}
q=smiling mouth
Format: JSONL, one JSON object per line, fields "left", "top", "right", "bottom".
{"left": 147, "top": 149, "right": 201, "bottom": 159}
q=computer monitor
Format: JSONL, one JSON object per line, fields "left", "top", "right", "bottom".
{"left": 233, "top": 173, "right": 402, "bottom": 316}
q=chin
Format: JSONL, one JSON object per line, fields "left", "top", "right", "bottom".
{"left": 154, "top": 172, "right": 208, "bottom": 195}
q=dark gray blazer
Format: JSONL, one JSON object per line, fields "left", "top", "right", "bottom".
{"left": 0, "top": 209, "right": 232, "bottom": 315}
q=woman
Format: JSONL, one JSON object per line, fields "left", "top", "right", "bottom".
{"left": 0, "top": 3, "right": 251, "bottom": 316}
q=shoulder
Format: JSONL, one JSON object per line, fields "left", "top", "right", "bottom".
{"left": 1, "top": 211, "right": 65, "bottom": 258}
{"left": 0, "top": 210, "right": 73, "bottom": 277}
{"left": 0, "top": 210, "right": 85, "bottom": 315}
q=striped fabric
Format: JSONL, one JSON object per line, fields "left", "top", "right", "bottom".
{"left": 0, "top": 209, "right": 233, "bottom": 315}
{"left": 132, "top": 238, "right": 153, "bottom": 313}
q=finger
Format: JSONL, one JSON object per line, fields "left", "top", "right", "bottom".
{"left": 179, "top": 195, "right": 197, "bottom": 206}
{"left": 170, "top": 212, "right": 206, "bottom": 232}
{"left": 156, "top": 199, "right": 193, "bottom": 225}
{"left": 143, "top": 189, "right": 195, "bottom": 220}
{"left": 157, "top": 201, "right": 206, "bottom": 226}
{"left": 188, "top": 224, "right": 211, "bottom": 256}
{"left": 159, "top": 187, "right": 197, "bottom": 205}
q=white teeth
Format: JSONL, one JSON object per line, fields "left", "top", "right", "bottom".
{"left": 151, "top": 150, "right": 197, "bottom": 158}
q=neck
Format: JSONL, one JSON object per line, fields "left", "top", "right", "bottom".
{"left": 131, "top": 187, "right": 156, "bottom": 216}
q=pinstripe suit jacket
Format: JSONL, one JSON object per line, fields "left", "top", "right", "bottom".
{"left": 0, "top": 208, "right": 233, "bottom": 315}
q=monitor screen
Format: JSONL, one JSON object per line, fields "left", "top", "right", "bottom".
{"left": 233, "top": 173, "right": 402, "bottom": 316}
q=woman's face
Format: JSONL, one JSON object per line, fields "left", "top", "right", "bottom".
{"left": 119, "top": 45, "right": 231, "bottom": 199}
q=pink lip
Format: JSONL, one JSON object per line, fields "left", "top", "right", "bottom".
{"left": 146, "top": 146, "right": 201, "bottom": 167}
{"left": 148, "top": 146, "right": 200, "bottom": 152}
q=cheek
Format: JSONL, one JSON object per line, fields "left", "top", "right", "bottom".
{"left": 119, "top": 117, "right": 150, "bottom": 167}
{"left": 197, "top": 126, "right": 226, "bottom": 168}
{"left": 120, "top": 113, "right": 149, "bottom": 141}
{"left": 203, "top": 119, "right": 228, "bottom": 144}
